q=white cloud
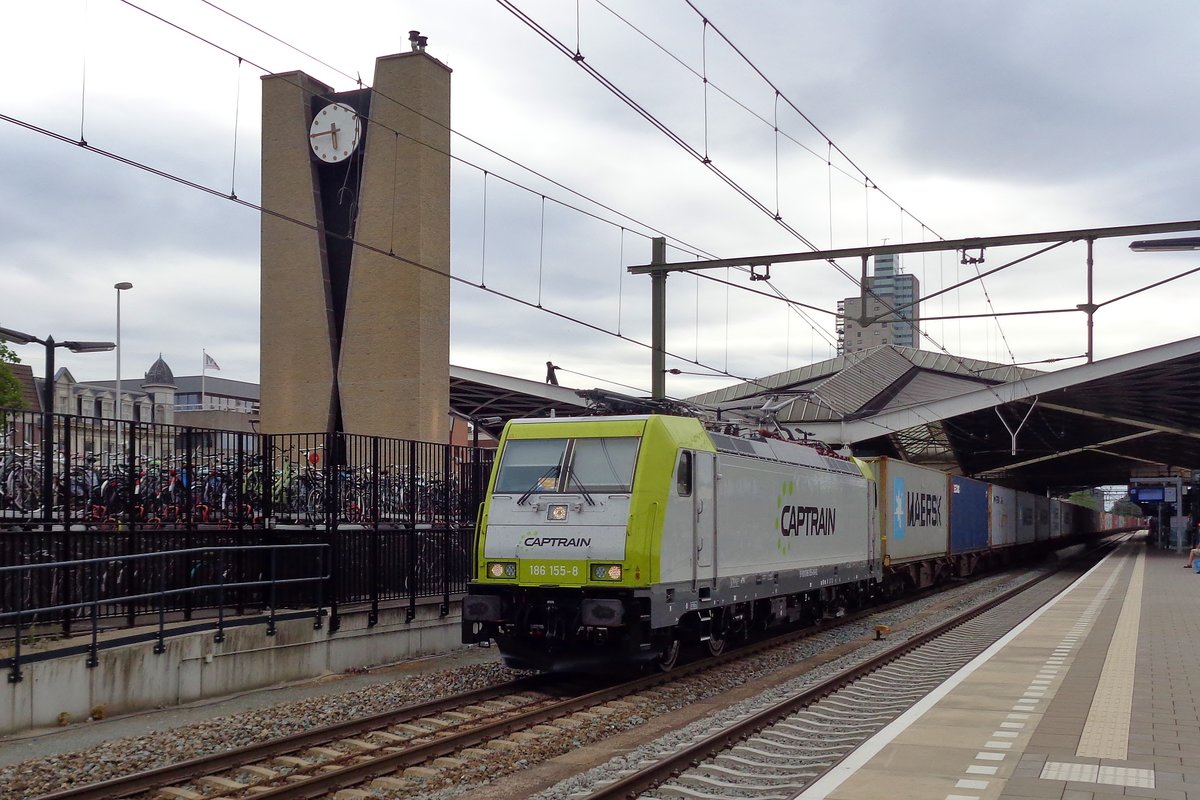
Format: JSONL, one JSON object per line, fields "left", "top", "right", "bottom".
{"left": 2, "top": 0, "right": 1198, "bottom": 403}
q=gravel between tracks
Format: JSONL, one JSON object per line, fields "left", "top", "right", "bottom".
{"left": 0, "top": 564, "right": 1059, "bottom": 800}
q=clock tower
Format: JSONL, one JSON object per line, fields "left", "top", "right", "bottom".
{"left": 259, "top": 43, "right": 451, "bottom": 442}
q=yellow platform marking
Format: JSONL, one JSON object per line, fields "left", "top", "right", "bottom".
{"left": 1076, "top": 548, "right": 1144, "bottom": 759}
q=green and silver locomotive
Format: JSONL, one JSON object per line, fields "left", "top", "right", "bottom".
{"left": 462, "top": 414, "right": 881, "bottom": 671}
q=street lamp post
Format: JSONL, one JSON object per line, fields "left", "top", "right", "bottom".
{"left": 0, "top": 325, "right": 114, "bottom": 525}
{"left": 114, "top": 282, "right": 133, "bottom": 422}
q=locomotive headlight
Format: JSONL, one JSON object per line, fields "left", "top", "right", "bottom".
{"left": 487, "top": 561, "right": 517, "bottom": 579}
{"left": 590, "top": 563, "right": 622, "bottom": 581}
{"left": 547, "top": 503, "right": 568, "bottom": 521}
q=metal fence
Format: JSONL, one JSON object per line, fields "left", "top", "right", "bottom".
{"left": 1, "top": 408, "right": 495, "bottom": 650}
{"left": 1, "top": 543, "right": 329, "bottom": 683}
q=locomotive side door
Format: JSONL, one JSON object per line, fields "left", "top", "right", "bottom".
{"left": 693, "top": 452, "right": 716, "bottom": 582}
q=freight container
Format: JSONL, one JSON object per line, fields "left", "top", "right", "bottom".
{"left": 1049, "top": 499, "right": 1063, "bottom": 539}
{"left": 1057, "top": 501, "right": 1073, "bottom": 539}
{"left": 865, "top": 457, "right": 950, "bottom": 564}
{"left": 1034, "top": 496, "right": 1051, "bottom": 541}
{"left": 1016, "top": 491, "right": 1037, "bottom": 544}
{"left": 989, "top": 486, "right": 1016, "bottom": 547}
{"left": 950, "top": 476, "right": 990, "bottom": 553}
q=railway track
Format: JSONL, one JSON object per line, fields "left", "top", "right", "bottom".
{"left": 34, "top": 674, "right": 576, "bottom": 800}
{"left": 34, "top": 543, "right": 1117, "bottom": 800}
{"left": 570, "top": 539, "right": 1124, "bottom": 800}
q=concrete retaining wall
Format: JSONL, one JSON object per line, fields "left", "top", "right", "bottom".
{"left": 1, "top": 600, "right": 463, "bottom": 736}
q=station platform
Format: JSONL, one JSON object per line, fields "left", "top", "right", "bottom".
{"left": 799, "top": 535, "right": 1200, "bottom": 800}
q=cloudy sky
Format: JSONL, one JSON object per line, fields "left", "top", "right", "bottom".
{"left": 2, "top": 1, "right": 1198, "bottom": 401}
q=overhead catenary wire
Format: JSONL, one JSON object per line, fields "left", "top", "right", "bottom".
{"left": 0, "top": 108, "right": 770, "bottom": 398}
{"left": 495, "top": 1, "right": 973, "bottom": 377}
{"left": 584, "top": 1, "right": 1030, "bottom": 386}
{"left": 129, "top": 0, "right": 846, "bottom": 378}
{"left": 679, "top": 0, "right": 1023, "bottom": 375}
{"left": 494, "top": 1, "right": 985, "bottom": 432}
{"left": 47, "top": 2, "right": 1110, "bottom": 412}
{"left": 123, "top": 0, "right": 716, "bottom": 265}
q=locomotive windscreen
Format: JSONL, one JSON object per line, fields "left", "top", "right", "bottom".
{"left": 494, "top": 438, "right": 567, "bottom": 492}
{"left": 494, "top": 436, "right": 640, "bottom": 494}
{"left": 571, "top": 438, "right": 639, "bottom": 492}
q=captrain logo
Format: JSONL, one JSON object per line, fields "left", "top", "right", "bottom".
{"left": 776, "top": 478, "right": 836, "bottom": 556}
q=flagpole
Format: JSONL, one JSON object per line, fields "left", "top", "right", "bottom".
{"left": 201, "top": 349, "right": 207, "bottom": 411}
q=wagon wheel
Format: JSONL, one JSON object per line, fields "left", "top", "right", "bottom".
{"left": 705, "top": 609, "right": 727, "bottom": 656}
{"left": 655, "top": 635, "right": 681, "bottom": 672}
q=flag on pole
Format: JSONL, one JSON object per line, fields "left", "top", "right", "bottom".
{"left": 202, "top": 351, "right": 220, "bottom": 409}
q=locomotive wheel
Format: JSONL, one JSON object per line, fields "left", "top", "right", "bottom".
{"left": 706, "top": 632, "right": 726, "bottom": 657}
{"left": 656, "top": 637, "right": 681, "bottom": 672}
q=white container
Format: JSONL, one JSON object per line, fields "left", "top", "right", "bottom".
{"left": 1016, "top": 491, "right": 1037, "bottom": 544}
{"left": 864, "top": 457, "right": 950, "bottom": 564}
{"left": 989, "top": 485, "right": 1017, "bottom": 547}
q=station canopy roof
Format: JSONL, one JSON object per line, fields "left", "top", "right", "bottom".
{"left": 449, "top": 365, "right": 591, "bottom": 435}
{"left": 688, "top": 339, "right": 1200, "bottom": 493}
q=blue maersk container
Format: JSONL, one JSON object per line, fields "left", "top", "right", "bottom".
{"left": 950, "top": 476, "right": 990, "bottom": 553}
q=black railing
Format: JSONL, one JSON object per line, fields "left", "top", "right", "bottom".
{"left": 1, "top": 543, "right": 329, "bottom": 683}
{"left": 2, "top": 408, "right": 496, "bottom": 644}
{"left": 1, "top": 412, "right": 494, "bottom": 532}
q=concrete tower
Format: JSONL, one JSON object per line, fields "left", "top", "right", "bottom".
{"left": 259, "top": 43, "right": 451, "bottom": 442}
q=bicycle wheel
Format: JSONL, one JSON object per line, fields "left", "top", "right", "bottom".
{"left": 243, "top": 471, "right": 262, "bottom": 514}
{"left": 8, "top": 466, "right": 41, "bottom": 513}
{"left": 304, "top": 485, "right": 325, "bottom": 526}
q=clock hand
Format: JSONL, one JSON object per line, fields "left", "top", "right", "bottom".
{"left": 328, "top": 122, "right": 340, "bottom": 151}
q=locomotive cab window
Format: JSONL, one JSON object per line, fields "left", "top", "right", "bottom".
{"left": 494, "top": 438, "right": 567, "bottom": 493}
{"left": 572, "top": 437, "right": 639, "bottom": 493}
{"left": 495, "top": 436, "right": 640, "bottom": 495}
{"left": 677, "top": 451, "right": 693, "bottom": 496}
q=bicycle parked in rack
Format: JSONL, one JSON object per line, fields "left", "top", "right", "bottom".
{"left": 1, "top": 444, "right": 41, "bottom": 514}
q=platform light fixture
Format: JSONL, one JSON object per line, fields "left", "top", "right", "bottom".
{"left": 1128, "top": 237, "right": 1200, "bottom": 252}
{"left": 0, "top": 325, "right": 115, "bottom": 524}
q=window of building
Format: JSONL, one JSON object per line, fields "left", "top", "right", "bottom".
{"left": 133, "top": 403, "right": 142, "bottom": 422}
{"left": 93, "top": 398, "right": 103, "bottom": 419}
{"left": 76, "top": 396, "right": 84, "bottom": 416}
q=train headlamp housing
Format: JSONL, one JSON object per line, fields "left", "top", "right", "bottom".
{"left": 486, "top": 561, "right": 518, "bottom": 579}
{"left": 590, "top": 563, "right": 623, "bottom": 581}
{"left": 547, "top": 503, "right": 568, "bottom": 521}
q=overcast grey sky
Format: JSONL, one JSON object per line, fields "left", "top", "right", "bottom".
{"left": 2, "top": 1, "right": 1198, "bottom": 399}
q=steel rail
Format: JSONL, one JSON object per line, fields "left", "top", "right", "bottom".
{"left": 35, "top": 536, "right": 1118, "bottom": 800}
{"left": 34, "top": 673, "right": 562, "bottom": 800}
{"left": 183, "top": 554, "right": 1088, "bottom": 800}
{"left": 577, "top": 537, "right": 1122, "bottom": 800}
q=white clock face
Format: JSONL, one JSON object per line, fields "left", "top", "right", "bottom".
{"left": 309, "top": 102, "right": 361, "bottom": 163}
